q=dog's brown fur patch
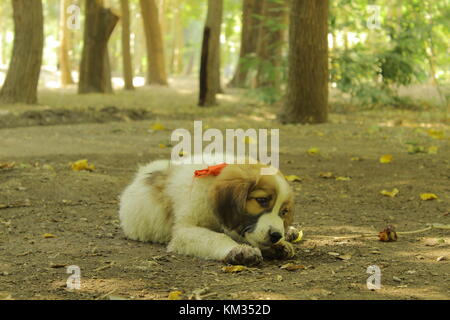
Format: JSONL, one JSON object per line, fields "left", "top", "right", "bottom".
{"left": 145, "top": 171, "right": 173, "bottom": 223}
{"left": 209, "top": 164, "right": 294, "bottom": 235}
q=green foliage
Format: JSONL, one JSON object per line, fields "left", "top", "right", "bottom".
{"left": 329, "top": 0, "right": 449, "bottom": 108}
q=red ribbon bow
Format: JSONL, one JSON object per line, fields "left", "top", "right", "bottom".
{"left": 194, "top": 163, "right": 228, "bottom": 177}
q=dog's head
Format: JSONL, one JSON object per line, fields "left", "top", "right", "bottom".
{"left": 209, "top": 164, "right": 294, "bottom": 249}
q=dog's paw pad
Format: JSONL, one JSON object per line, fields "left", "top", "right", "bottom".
{"left": 224, "top": 245, "right": 262, "bottom": 266}
{"left": 285, "top": 227, "right": 301, "bottom": 243}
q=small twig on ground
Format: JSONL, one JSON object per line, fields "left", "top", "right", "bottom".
{"left": 311, "top": 223, "right": 449, "bottom": 240}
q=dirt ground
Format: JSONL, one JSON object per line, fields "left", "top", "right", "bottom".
{"left": 0, "top": 80, "right": 449, "bottom": 300}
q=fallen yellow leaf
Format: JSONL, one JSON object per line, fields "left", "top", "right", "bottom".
{"left": 335, "top": 176, "right": 351, "bottom": 181}
{"left": 379, "top": 154, "right": 393, "bottom": 163}
{"left": 292, "top": 230, "right": 303, "bottom": 243}
{"left": 222, "top": 265, "right": 248, "bottom": 273}
{"left": 350, "top": 157, "right": 362, "bottom": 161}
{"left": 285, "top": 175, "right": 302, "bottom": 182}
{"left": 167, "top": 291, "right": 182, "bottom": 300}
{"left": 150, "top": 123, "right": 166, "bottom": 131}
{"left": 158, "top": 144, "right": 167, "bottom": 149}
{"left": 42, "top": 233, "right": 57, "bottom": 238}
{"left": 307, "top": 147, "right": 320, "bottom": 155}
{"left": 420, "top": 193, "right": 438, "bottom": 201}
{"left": 380, "top": 188, "right": 399, "bottom": 198}
{"left": 71, "top": 159, "right": 95, "bottom": 172}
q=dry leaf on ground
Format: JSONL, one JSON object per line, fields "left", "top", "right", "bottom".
{"left": 285, "top": 175, "right": 302, "bottom": 182}
{"left": 379, "top": 154, "right": 393, "bottom": 163}
{"left": 280, "top": 263, "right": 305, "bottom": 271}
{"left": 71, "top": 159, "right": 95, "bottom": 172}
{"left": 379, "top": 226, "right": 397, "bottom": 242}
{"left": 150, "top": 123, "right": 166, "bottom": 131}
{"left": 42, "top": 233, "right": 57, "bottom": 239}
{"left": 222, "top": 265, "right": 248, "bottom": 273}
{"left": 167, "top": 290, "right": 183, "bottom": 300}
{"left": 380, "top": 188, "right": 399, "bottom": 197}
{"left": 307, "top": 147, "right": 320, "bottom": 155}
{"left": 420, "top": 193, "right": 438, "bottom": 201}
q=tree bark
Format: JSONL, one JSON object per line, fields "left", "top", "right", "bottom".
{"left": 228, "top": 0, "right": 263, "bottom": 88}
{"left": 280, "top": 0, "right": 329, "bottom": 124}
{"left": 120, "top": 0, "right": 134, "bottom": 90}
{"left": 78, "top": 0, "right": 119, "bottom": 94}
{"left": 254, "top": 0, "right": 287, "bottom": 89}
{"left": 0, "top": 0, "right": 44, "bottom": 105}
{"left": 170, "top": 0, "right": 184, "bottom": 75}
{"left": 199, "top": 0, "right": 223, "bottom": 107}
{"left": 59, "top": 0, "right": 75, "bottom": 86}
{"left": 140, "top": 0, "right": 168, "bottom": 85}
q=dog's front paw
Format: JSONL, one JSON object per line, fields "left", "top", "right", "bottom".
{"left": 262, "top": 240, "right": 295, "bottom": 260}
{"left": 285, "top": 226, "right": 301, "bottom": 243}
{"left": 224, "top": 245, "right": 263, "bottom": 266}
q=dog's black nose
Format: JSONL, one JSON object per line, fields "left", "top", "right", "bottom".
{"left": 269, "top": 231, "right": 282, "bottom": 243}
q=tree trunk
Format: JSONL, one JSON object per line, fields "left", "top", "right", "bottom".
{"left": 139, "top": 0, "right": 168, "bottom": 85}
{"left": 120, "top": 0, "right": 134, "bottom": 90}
{"left": 59, "top": 0, "right": 75, "bottom": 86}
{"left": 254, "top": 0, "right": 287, "bottom": 89}
{"left": 228, "top": 0, "right": 263, "bottom": 88}
{"left": 199, "top": 0, "right": 223, "bottom": 107}
{"left": 78, "top": 0, "right": 119, "bottom": 94}
{"left": 170, "top": 1, "right": 184, "bottom": 75}
{"left": 280, "top": 0, "right": 329, "bottom": 124}
{"left": 0, "top": 0, "right": 44, "bottom": 105}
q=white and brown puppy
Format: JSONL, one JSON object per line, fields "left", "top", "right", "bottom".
{"left": 119, "top": 158, "right": 300, "bottom": 265}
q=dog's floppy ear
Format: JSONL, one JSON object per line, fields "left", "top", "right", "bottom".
{"left": 209, "top": 177, "right": 254, "bottom": 231}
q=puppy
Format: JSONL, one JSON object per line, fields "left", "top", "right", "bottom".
{"left": 119, "top": 157, "right": 300, "bottom": 265}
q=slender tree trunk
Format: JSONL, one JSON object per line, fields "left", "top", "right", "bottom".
{"left": 134, "top": 11, "right": 146, "bottom": 76}
{"left": 78, "top": 0, "right": 119, "bottom": 94}
{"left": 184, "top": 49, "right": 195, "bottom": 76}
{"left": 199, "top": 0, "right": 223, "bottom": 107}
{"left": 140, "top": 0, "right": 168, "bottom": 85}
{"left": 59, "top": 0, "right": 75, "bottom": 86}
{"left": 0, "top": 0, "right": 44, "bottom": 105}
{"left": 280, "top": 0, "right": 329, "bottom": 124}
{"left": 254, "top": 0, "right": 287, "bottom": 89}
{"left": 170, "top": 1, "right": 184, "bottom": 75}
{"left": 120, "top": 0, "right": 134, "bottom": 90}
{"left": 228, "top": 0, "right": 264, "bottom": 88}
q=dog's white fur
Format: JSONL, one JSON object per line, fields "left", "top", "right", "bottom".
{"left": 119, "top": 156, "right": 295, "bottom": 263}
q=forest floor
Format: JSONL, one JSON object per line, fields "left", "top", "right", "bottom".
{"left": 0, "top": 78, "right": 449, "bottom": 300}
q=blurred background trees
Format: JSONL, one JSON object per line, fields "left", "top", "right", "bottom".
{"left": 0, "top": 0, "right": 43, "bottom": 104}
{"left": 0, "top": 0, "right": 448, "bottom": 122}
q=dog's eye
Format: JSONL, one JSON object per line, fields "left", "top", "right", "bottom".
{"left": 255, "top": 197, "right": 270, "bottom": 207}
{"left": 280, "top": 208, "right": 289, "bottom": 216}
